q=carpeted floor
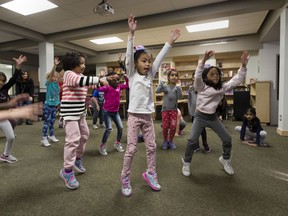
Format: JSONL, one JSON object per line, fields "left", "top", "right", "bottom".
{"left": 0, "top": 116, "right": 288, "bottom": 216}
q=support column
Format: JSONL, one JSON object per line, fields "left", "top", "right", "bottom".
{"left": 277, "top": 7, "right": 288, "bottom": 136}
{"left": 38, "top": 42, "right": 54, "bottom": 102}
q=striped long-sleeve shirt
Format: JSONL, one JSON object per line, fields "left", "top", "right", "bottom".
{"left": 60, "top": 70, "right": 99, "bottom": 120}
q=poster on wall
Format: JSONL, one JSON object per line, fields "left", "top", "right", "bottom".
{"left": 160, "top": 62, "right": 171, "bottom": 82}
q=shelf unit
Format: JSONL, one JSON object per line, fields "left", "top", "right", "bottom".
{"left": 247, "top": 81, "right": 271, "bottom": 124}
{"left": 174, "top": 56, "right": 198, "bottom": 101}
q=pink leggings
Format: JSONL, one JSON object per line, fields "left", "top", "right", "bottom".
{"left": 121, "top": 113, "right": 157, "bottom": 178}
{"left": 161, "top": 110, "right": 178, "bottom": 142}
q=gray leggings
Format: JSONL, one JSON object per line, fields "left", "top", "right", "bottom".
{"left": 184, "top": 111, "right": 232, "bottom": 162}
{"left": 0, "top": 120, "right": 15, "bottom": 156}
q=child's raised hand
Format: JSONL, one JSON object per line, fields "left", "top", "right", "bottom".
{"left": 54, "top": 57, "right": 61, "bottom": 66}
{"left": 128, "top": 14, "right": 137, "bottom": 32}
{"left": 13, "top": 55, "right": 27, "bottom": 69}
{"left": 241, "top": 50, "right": 250, "bottom": 67}
{"left": 169, "top": 29, "right": 181, "bottom": 45}
{"left": 201, "top": 50, "right": 214, "bottom": 64}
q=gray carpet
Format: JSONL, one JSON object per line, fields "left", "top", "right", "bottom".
{"left": 0, "top": 117, "right": 288, "bottom": 216}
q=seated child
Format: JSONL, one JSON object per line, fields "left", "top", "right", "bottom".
{"left": 235, "top": 107, "right": 268, "bottom": 147}
{"left": 175, "top": 108, "right": 186, "bottom": 136}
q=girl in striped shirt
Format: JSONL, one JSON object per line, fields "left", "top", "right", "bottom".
{"left": 59, "top": 52, "right": 103, "bottom": 190}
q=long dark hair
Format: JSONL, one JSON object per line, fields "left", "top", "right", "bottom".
{"left": 202, "top": 66, "right": 222, "bottom": 90}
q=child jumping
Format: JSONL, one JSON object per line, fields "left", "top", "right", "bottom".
{"left": 187, "top": 84, "right": 211, "bottom": 153}
{"left": 97, "top": 71, "right": 129, "bottom": 155}
{"left": 182, "top": 50, "right": 250, "bottom": 176}
{"left": 120, "top": 14, "right": 180, "bottom": 197}
{"left": 41, "top": 57, "right": 61, "bottom": 147}
{"left": 235, "top": 107, "right": 268, "bottom": 147}
{"left": 0, "top": 55, "right": 27, "bottom": 163}
{"left": 155, "top": 69, "right": 182, "bottom": 150}
{"left": 59, "top": 52, "right": 103, "bottom": 190}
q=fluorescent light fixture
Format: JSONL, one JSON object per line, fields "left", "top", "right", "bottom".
{"left": 186, "top": 20, "right": 229, "bottom": 33}
{"left": 199, "top": 41, "right": 228, "bottom": 46}
{"left": 5, "top": 65, "right": 13, "bottom": 68}
{"left": 90, "top": 37, "right": 123, "bottom": 45}
{"left": 0, "top": 0, "right": 58, "bottom": 16}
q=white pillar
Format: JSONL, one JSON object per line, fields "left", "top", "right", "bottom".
{"left": 277, "top": 7, "right": 288, "bottom": 136}
{"left": 39, "top": 42, "right": 54, "bottom": 93}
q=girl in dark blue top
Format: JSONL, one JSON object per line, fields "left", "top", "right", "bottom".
{"left": 235, "top": 107, "right": 268, "bottom": 147}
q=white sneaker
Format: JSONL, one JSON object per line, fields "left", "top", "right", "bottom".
{"left": 93, "top": 124, "right": 98, "bottom": 129}
{"left": 0, "top": 154, "right": 18, "bottom": 163}
{"left": 114, "top": 142, "right": 124, "bottom": 152}
{"left": 219, "top": 156, "right": 234, "bottom": 175}
{"left": 41, "top": 138, "right": 51, "bottom": 147}
{"left": 99, "top": 145, "right": 108, "bottom": 156}
{"left": 48, "top": 135, "right": 59, "bottom": 143}
{"left": 181, "top": 157, "right": 191, "bottom": 176}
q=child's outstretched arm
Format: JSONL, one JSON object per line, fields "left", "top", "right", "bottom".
{"left": 13, "top": 55, "right": 27, "bottom": 70}
{"left": 0, "top": 102, "right": 43, "bottom": 121}
{"left": 47, "top": 57, "right": 60, "bottom": 81}
{"left": 168, "top": 29, "right": 181, "bottom": 45}
{"left": 128, "top": 14, "right": 137, "bottom": 36}
{"left": 200, "top": 50, "right": 214, "bottom": 66}
{"left": 126, "top": 14, "right": 137, "bottom": 76}
{"left": 241, "top": 50, "right": 250, "bottom": 68}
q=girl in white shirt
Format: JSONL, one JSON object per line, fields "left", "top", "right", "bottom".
{"left": 120, "top": 14, "right": 180, "bottom": 197}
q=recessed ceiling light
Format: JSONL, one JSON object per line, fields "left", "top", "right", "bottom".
{"left": 186, "top": 20, "right": 229, "bottom": 33}
{"left": 90, "top": 37, "right": 123, "bottom": 45}
{"left": 199, "top": 41, "right": 228, "bottom": 46}
{"left": 0, "top": 0, "right": 58, "bottom": 16}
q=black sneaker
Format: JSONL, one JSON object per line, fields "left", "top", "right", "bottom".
{"left": 138, "top": 135, "right": 144, "bottom": 143}
{"left": 204, "top": 145, "right": 211, "bottom": 153}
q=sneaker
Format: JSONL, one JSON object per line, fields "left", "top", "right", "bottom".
{"left": 169, "top": 141, "right": 176, "bottom": 150}
{"left": 114, "top": 142, "right": 124, "bottom": 152}
{"left": 0, "top": 154, "right": 18, "bottom": 163}
{"left": 219, "top": 156, "right": 234, "bottom": 175}
{"left": 162, "top": 141, "right": 168, "bottom": 150}
{"left": 203, "top": 145, "right": 211, "bottom": 153}
{"left": 137, "top": 135, "right": 144, "bottom": 143}
{"left": 121, "top": 176, "right": 132, "bottom": 197}
{"left": 93, "top": 124, "right": 98, "bottom": 129}
{"left": 193, "top": 147, "right": 200, "bottom": 153}
{"left": 142, "top": 171, "right": 161, "bottom": 191}
{"left": 60, "top": 169, "right": 79, "bottom": 190}
{"left": 181, "top": 157, "right": 191, "bottom": 176}
{"left": 99, "top": 123, "right": 105, "bottom": 128}
{"left": 74, "top": 159, "right": 86, "bottom": 173}
{"left": 41, "top": 139, "right": 51, "bottom": 147}
{"left": 99, "top": 145, "right": 108, "bottom": 156}
{"left": 48, "top": 135, "right": 59, "bottom": 143}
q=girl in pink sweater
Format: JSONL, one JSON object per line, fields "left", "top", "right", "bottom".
{"left": 97, "top": 72, "right": 129, "bottom": 156}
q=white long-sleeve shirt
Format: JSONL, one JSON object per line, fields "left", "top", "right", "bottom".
{"left": 194, "top": 63, "right": 247, "bottom": 114}
{"left": 125, "top": 35, "right": 172, "bottom": 114}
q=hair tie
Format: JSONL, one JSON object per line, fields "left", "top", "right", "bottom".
{"left": 134, "top": 45, "right": 146, "bottom": 53}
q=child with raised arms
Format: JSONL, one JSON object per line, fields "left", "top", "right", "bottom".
{"left": 120, "top": 14, "right": 180, "bottom": 197}
{"left": 182, "top": 50, "right": 250, "bottom": 176}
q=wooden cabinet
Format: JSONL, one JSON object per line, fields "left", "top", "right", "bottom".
{"left": 247, "top": 81, "right": 271, "bottom": 124}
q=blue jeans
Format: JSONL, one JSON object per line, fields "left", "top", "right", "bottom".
{"left": 101, "top": 110, "right": 123, "bottom": 144}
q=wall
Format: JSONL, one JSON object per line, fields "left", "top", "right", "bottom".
{"left": 259, "top": 42, "right": 280, "bottom": 125}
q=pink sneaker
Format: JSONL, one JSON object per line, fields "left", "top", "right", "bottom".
{"left": 142, "top": 171, "right": 161, "bottom": 191}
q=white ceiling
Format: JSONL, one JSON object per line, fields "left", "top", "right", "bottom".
{"left": 0, "top": 0, "right": 286, "bottom": 57}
